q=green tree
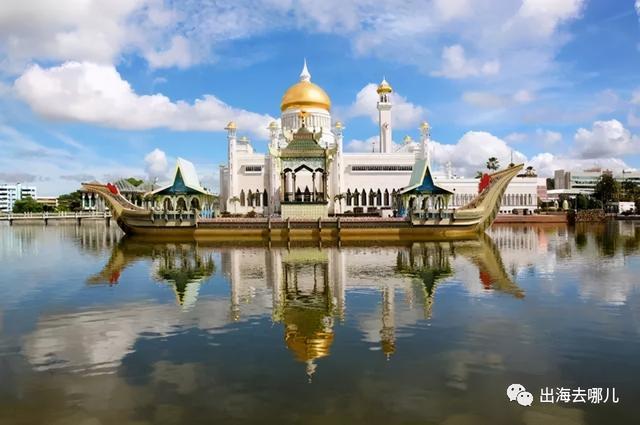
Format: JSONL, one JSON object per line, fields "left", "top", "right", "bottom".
{"left": 486, "top": 157, "right": 500, "bottom": 171}
{"left": 12, "top": 197, "right": 44, "bottom": 213}
{"left": 621, "top": 179, "right": 638, "bottom": 202}
{"left": 593, "top": 174, "right": 620, "bottom": 204}
{"left": 57, "top": 191, "right": 83, "bottom": 212}
{"left": 125, "top": 177, "right": 144, "bottom": 187}
{"left": 575, "top": 194, "right": 588, "bottom": 210}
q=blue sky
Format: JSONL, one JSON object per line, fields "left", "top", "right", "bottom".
{"left": 1, "top": 0, "right": 639, "bottom": 195}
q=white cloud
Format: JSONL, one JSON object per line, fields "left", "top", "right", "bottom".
{"left": 433, "top": 0, "right": 471, "bottom": 21}
{"left": 631, "top": 89, "right": 640, "bottom": 105}
{"left": 144, "top": 35, "right": 194, "bottom": 69}
{"left": 14, "top": 62, "right": 274, "bottom": 139}
{"left": 144, "top": 148, "right": 169, "bottom": 180}
{"left": 505, "top": 132, "right": 527, "bottom": 143}
{"left": 0, "top": 0, "right": 146, "bottom": 71}
{"left": 573, "top": 119, "right": 640, "bottom": 159}
{"left": 537, "top": 129, "right": 562, "bottom": 145}
{"left": 0, "top": 0, "right": 586, "bottom": 80}
{"left": 529, "top": 152, "right": 629, "bottom": 177}
{"left": 345, "top": 136, "right": 378, "bottom": 153}
{"left": 0, "top": 125, "right": 144, "bottom": 195}
{"left": 462, "top": 89, "right": 535, "bottom": 109}
{"left": 636, "top": 0, "right": 640, "bottom": 20}
{"left": 430, "top": 131, "right": 527, "bottom": 177}
{"left": 344, "top": 83, "right": 426, "bottom": 129}
{"left": 431, "top": 45, "right": 500, "bottom": 79}
{"left": 502, "top": 0, "right": 584, "bottom": 42}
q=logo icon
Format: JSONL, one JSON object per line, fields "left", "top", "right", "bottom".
{"left": 507, "top": 384, "right": 533, "bottom": 406}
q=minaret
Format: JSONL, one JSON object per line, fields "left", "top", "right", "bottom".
{"left": 225, "top": 121, "right": 237, "bottom": 211}
{"left": 376, "top": 78, "right": 393, "bottom": 153}
{"left": 419, "top": 121, "right": 431, "bottom": 166}
{"left": 333, "top": 121, "right": 345, "bottom": 215}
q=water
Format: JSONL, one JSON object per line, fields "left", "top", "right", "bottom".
{"left": 0, "top": 222, "right": 639, "bottom": 425}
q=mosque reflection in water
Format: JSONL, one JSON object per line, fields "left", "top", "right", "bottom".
{"left": 86, "top": 232, "right": 524, "bottom": 377}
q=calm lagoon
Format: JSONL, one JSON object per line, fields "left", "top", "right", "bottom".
{"left": 0, "top": 222, "right": 639, "bottom": 424}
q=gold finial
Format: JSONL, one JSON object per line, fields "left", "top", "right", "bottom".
{"left": 268, "top": 121, "right": 279, "bottom": 129}
{"left": 298, "top": 110, "right": 309, "bottom": 127}
{"left": 403, "top": 135, "right": 413, "bottom": 144}
{"left": 420, "top": 121, "right": 430, "bottom": 131}
{"left": 377, "top": 77, "right": 393, "bottom": 94}
{"left": 225, "top": 121, "right": 237, "bottom": 130}
{"left": 334, "top": 121, "right": 343, "bottom": 129}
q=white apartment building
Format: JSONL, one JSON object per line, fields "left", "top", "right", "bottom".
{"left": 0, "top": 183, "right": 37, "bottom": 213}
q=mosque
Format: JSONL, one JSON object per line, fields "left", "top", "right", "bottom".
{"left": 219, "top": 61, "right": 538, "bottom": 218}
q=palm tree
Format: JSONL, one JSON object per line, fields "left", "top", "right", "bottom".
{"left": 486, "top": 157, "right": 500, "bottom": 171}
{"left": 229, "top": 196, "right": 240, "bottom": 214}
{"left": 333, "top": 193, "right": 345, "bottom": 214}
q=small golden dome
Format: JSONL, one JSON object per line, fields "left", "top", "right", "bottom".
{"left": 281, "top": 60, "right": 331, "bottom": 112}
{"left": 225, "top": 121, "right": 236, "bottom": 130}
{"left": 377, "top": 77, "right": 393, "bottom": 94}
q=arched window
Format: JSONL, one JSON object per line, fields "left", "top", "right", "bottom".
{"left": 248, "top": 190, "right": 253, "bottom": 207}
{"left": 369, "top": 189, "right": 375, "bottom": 206}
{"left": 391, "top": 189, "right": 397, "bottom": 208}
{"left": 255, "top": 189, "right": 261, "bottom": 206}
{"left": 163, "top": 198, "right": 173, "bottom": 211}
{"left": 304, "top": 186, "right": 311, "bottom": 202}
{"left": 361, "top": 189, "right": 367, "bottom": 206}
{"left": 346, "top": 189, "right": 352, "bottom": 206}
{"left": 353, "top": 190, "right": 360, "bottom": 206}
{"left": 384, "top": 189, "right": 390, "bottom": 206}
{"left": 263, "top": 190, "right": 268, "bottom": 206}
{"left": 376, "top": 189, "right": 382, "bottom": 206}
{"left": 177, "top": 197, "right": 187, "bottom": 211}
{"left": 240, "top": 190, "right": 246, "bottom": 206}
{"left": 190, "top": 198, "right": 200, "bottom": 210}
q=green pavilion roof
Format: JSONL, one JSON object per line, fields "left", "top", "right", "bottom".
{"left": 280, "top": 125, "right": 326, "bottom": 158}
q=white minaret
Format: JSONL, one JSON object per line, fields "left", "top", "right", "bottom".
{"left": 225, "top": 121, "right": 237, "bottom": 211}
{"left": 419, "top": 121, "right": 431, "bottom": 167}
{"left": 333, "top": 121, "right": 345, "bottom": 214}
{"left": 376, "top": 78, "right": 393, "bottom": 153}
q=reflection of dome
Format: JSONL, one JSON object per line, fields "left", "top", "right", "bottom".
{"left": 381, "top": 337, "right": 396, "bottom": 359}
{"left": 281, "top": 60, "right": 331, "bottom": 112}
{"left": 285, "top": 324, "right": 334, "bottom": 363}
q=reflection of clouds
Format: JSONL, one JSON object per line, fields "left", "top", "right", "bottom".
{"left": 23, "top": 297, "right": 272, "bottom": 374}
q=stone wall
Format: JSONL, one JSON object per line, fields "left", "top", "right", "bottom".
{"left": 281, "top": 203, "right": 328, "bottom": 219}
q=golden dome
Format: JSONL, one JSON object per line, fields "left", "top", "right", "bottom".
{"left": 280, "top": 60, "right": 331, "bottom": 112}
{"left": 281, "top": 81, "right": 331, "bottom": 112}
{"left": 377, "top": 77, "right": 393, "bottom": 94}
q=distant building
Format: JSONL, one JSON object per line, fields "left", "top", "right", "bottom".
{"left": 36, "top": 196, "right": 59, "bottom": 209}
{"left": 0, "top": 183, "right": 37, "bottom": 212}
{"left": 551, "top": 168, "right": 640, "bottom": 197}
